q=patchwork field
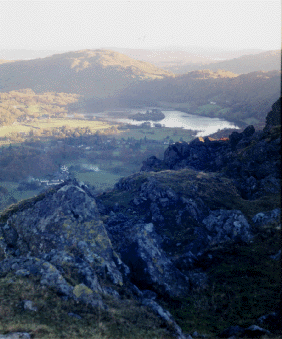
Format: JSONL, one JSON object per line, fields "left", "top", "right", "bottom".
{"left": 0, "top": 118, "right": 115, "bottom": 138}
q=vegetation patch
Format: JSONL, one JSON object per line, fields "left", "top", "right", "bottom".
{"left": 0, "top": 274, "right": 175, "bottom": 339}
{"left": 163, "top": 226, "right": 281, "bottom": 336}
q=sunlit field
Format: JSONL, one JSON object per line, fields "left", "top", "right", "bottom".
{"left": 0, "top": 118, "right": 115, "bottom": 138}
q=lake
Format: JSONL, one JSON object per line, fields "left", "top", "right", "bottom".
{"left": 89, "top": 109, "right": 239, "bottom": 137}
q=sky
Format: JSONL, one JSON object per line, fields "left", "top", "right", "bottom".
{"left": 0, "top": 0, "right": 281, "bottom": 52}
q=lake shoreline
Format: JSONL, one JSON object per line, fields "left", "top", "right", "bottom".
{"left": 91, "top": 107, "right": 240, "bottom": 137}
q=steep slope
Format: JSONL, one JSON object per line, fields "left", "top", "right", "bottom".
{"left": 0, "top": 49, "right": 173, "bottom": 98}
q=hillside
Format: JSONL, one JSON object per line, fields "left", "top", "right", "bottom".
{"left": 92, "top": 69, "right": 281, "bottom": 126}
{"left": 108, "top": 47, "right": 267, "bottom": 70}
{"left": 0, "top": 49, "right": 173, "bottom": 98}
{"left": 0, "top": 100, "right": 280, "bottom": 338}
{"left": 0, "top": 48, "right": 280, "bottom": 127}
{"left": 158, "top": 50, "right": 281, "bottom": 74}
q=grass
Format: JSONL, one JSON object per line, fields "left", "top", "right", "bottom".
{"left": 99, "top": 167, "right": 281, "bottom": 337}
{"left": 0, "top": 181, "right": 40, "bottom": 204}
{"left": 74, "top": 171, "right": 123, "bottom": 191}
{"left": 117, "top": 126, "right": 197, "bottom": 143}
{"left": 26, "top": 104, "right": 43, "bottom": 114}
{"left": 99, "top": 168, "right": 281, "bottom": 223}
{"left": 164, "top": 225, "right": 281, "bottom": 336}
{"left": 0, "top": 274, "right": 176, "bottom": 339}
{"left": 0, "top": 118, "right": 114, "bottom": 138}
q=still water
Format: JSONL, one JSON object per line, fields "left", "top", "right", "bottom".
{"left": 94, "top": 109, "right": 239, "bottom": 137}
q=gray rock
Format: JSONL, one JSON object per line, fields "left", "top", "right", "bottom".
{"left": 22, "top": 300, "right": 38, "bottom": 312}
{"left": 40, "top": 261, "right": 74, "bottom": 297}
{"left": 185, "top": 269, "right": 208, "bottom": 290}
{"left": 142, "top": 299, "right": 186, "bottom": 339}
{"left": 120, "top": 222, "right": 189, "bottom": 298}
{"left": 15, "top": 269, "right": 30, "bottom": 277}
{"left": 0, "top": 333, "right": 31, "bottom": 339}
{"left": 257, "top": 311, "right": 281, "bottom": 330}
{"left": 202, "top": 209, "right": 252, "bottom": 244}
{"left": 244, "top": 325, "right": 271, "bottom": 337}
{"left": 0, "top": 181, "right": 125, "bottom": 287}
{"left": 252, "top": 208, "right": 281, "bottom": 226}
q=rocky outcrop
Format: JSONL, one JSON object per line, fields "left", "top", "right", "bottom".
{"left": 0, "top": 178, "right": 191, "bottom": 338}
{"left": 264, "top": 97, "right": 281, "bottom": 131}
{"left": 0, "top": 179, "right": 125, "bottom": 286}
{"left": 141, "top": 120, "right": 280, "bottom": 200}
{"left": 118, "top": 221, "right": 189, "bottom": 297}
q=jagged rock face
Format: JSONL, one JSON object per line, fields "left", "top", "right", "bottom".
{"left": 101, "top": 170, "right": 269, "bottom": 294}
{"left": 0, "top": 180, "right": 125, "bottom": 286}
{"left": 141, "top": 123, "right": 281, "bottom": 200}
{"left": 119, "top": 222, "right": 189, "bottom": 297}
{"left": 264, "top": 97, "right": 281, "bottom": 131}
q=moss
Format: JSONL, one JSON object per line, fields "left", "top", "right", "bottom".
{"left": 0, "top": 274, "right": 175, "bottom": 339}
{"left": 73, "top": 284, "right": 93, "bottom": 298}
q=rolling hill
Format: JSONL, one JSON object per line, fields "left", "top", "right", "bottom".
{"left": 160, "top": 50, "right": 281, "bottom": 74}
{"left": 0, "top": 49, "right": 173, "bottom": 98}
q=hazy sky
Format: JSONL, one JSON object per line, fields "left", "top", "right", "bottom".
{"left": 0, "top": 0, "right": 281, "bottom": 51}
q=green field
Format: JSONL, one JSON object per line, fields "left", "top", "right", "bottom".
{"left": 0, "top": 118, "right": 115, "bottom": 138}
{"left": 0, "top": 181, "right": 40, "bottom": 204}
{"left": 117, "top": 126, "right": 197, "bottom": 143}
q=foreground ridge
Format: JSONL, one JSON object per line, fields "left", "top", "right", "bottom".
{"left": 0, "top": 98, "right": 281, "bottom": 338}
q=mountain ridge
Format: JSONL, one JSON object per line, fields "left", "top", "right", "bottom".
{"left": 0, "top": 49, "right": 173, "bottom": 98}
{"left": 159, "top": 49, "right": 281, "bottom": 74}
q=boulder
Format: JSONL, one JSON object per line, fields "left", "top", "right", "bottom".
{"left": 120, "top": 222, "right": 190, "bottom": 298}
{"left": 252, "top": 208, "right": 281, "bottom": 226}
{"left": 0, "top": 333, "right": 31, "bottom": 339}
{"left": 0, "top": 180, "right": 125, "bottom": 286}
{"left": 202, "top": 209, "right": 252, "bottom": 245}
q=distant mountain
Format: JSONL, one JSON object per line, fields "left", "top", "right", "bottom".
{"left": 0, "top": 49, "right": 173, "bottom": 98}
{"left": 161, "top": 45, "right": 265, "bottom": 59}
{"left": 108, "top": 46, "right": 265, "bottom": 62}
{"left": 166, "top": 50, "right": 281, "bottom": 74}
{"left": 107, "top": 47, "right": 274, "bottom": 74}
{"left": 0, "top": 59, "right": 15, "bottom": 65}
{"left": 0, "top": 49, "right": 68, "bottom": 60}
{"left": 105, "top": 47, "right": 217, "bottom": 69}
